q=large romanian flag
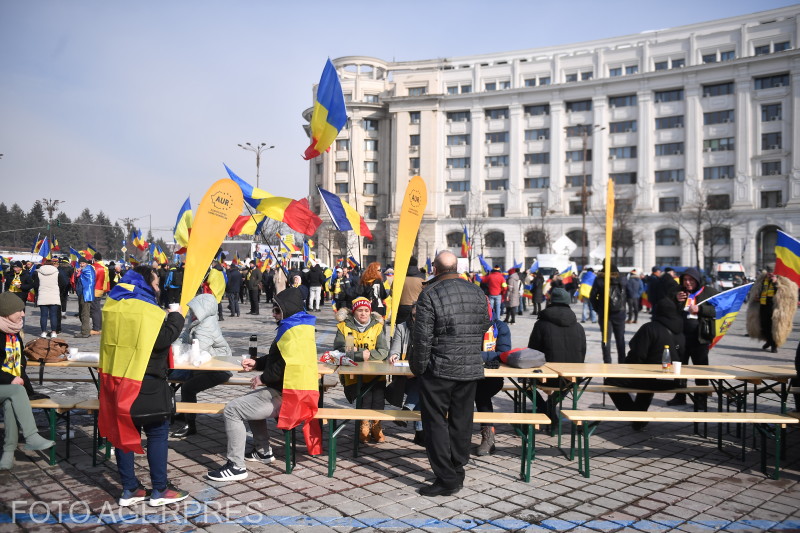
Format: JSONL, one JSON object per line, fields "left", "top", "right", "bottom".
{"left": 98, "top": 271, "right": 165, "bottom": 454}
{"left": 225, "top": 165, "right": 322, "bottom": 236}
{"left": 461, "top": 226, "right": 470, "bottom": 258}
{"left": 228, "top": 213, "right": 266, "bottom": 238}
{"left": 579, "top": 271, "right": 596, "bottom": 300}
{"left": 774, "top": 230, "right": 800, "bottom": 286}
{"left": 317, "top": 186, "right": 373, "bottom": 239}
{"left": 704, "top": 283, "right": 753, "bottom": 348}
{"left": 173, "top": 197, "right": 193, "bottom": 253}
{"left": 303, "top": 59, "right": 348, "bottom": 160}
{"left": 274, "top": 308, "right": 322, "bottom": 455}
{"left": 559, "top": 265, "right": 574, "bottom": 285}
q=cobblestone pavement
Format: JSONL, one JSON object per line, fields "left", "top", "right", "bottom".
{"left": 1, "top": 295, "right": 798, "bottom": 532}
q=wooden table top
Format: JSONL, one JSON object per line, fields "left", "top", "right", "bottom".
{"left": 335, "top": 360, "right": 557, "bottom": 379}
{"left": 545, "top": 362, "right": 775, "bottom": 381}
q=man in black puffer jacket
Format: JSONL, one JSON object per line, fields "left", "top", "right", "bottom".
{"left": 411, "top": 251, "right": 491, "bottom": 497}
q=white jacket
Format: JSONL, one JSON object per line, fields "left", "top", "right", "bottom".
{"left": 35, "top": 265, "right": 62, "bottom": 306}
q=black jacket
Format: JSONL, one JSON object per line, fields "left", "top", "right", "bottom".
{"left": 255, "top": 287, "right": 305, "bottom": 389}
{"left": 678, "top": 267, "right": 718, "bottom": 345}
{"left": 589, "top": 273, "right": 626, "bottom": 317}
{"left": 307, "top": 265, "right": 326, "bottom": 287}
{"left": 528, "top": 303, "right": 586, "bottom": 363}
{"left": 4, "top": 270, "right": 33, "bottom": 300}
{"left": 226, "top": 267, "right": 243, "bottom": 294}
{"left": 625, "top": 299, "right": 684, "bottom": 365}
{"left": 410, "top": 272, "right": 491, "bottom": 380}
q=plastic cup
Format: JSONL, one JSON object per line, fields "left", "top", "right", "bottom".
{"left": 69, "top": 348, "right": 79, "bottom": 356}
{"left": 673, "top": 362, "right": 682, "bottom": 374}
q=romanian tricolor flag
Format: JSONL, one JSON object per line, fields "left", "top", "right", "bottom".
{"left": 774, "top": 230, "right": 800, "bottom": 286}
{"left": 559, "top": 265, "right": 574, "bottom": 285}
{"left": 69, "top": 247, "right": 81, "bottom": 264}
{"left": 128, "top": 254, "right": 139, "bottom": 266}
{"left": 31, "top": 233, "right": 42, "bottom": 254}
{"left": 52, "top": 237, "right": 61, "bottom": 251}
{"left": 38, "top": 236, "right": 51, "bottom": 259}
{"left": 579, "top": 271, "right": 596, "bottom": 300}
{"left": 303, "top": 59, "right": 348, "bottom": 161}
{"left": 274, "top": 301, "right": 322, "bottom": 455}
{"left": 206, "top": 268, "right": 227, "bottom": 304}
{"left": 704, "top": 283, "right": 753, "bottom": 348}
{"left": 173, "top": 197, "right": 193, "bottom": 254}
{"left": 478, "top": 255, "right": 492, "bottom": 274}
{"left": 232, "top": 251, "right": 240, "bottom": 266}
{"left": 98, "top": 270, "right": 166, "bottom": 454}
{"left": 228, "top": 214, "right": 266, "bottom": 238}
{"left": 347, "top": 256, "right": 360, "bottom": 269}
{"left": 461, "top": 226, "right": 470, "bottom": 258}
{"left": 157, "top": 245, "right": 168, "bottom": 265}
{"left": 317, "top": 186, "right": 373, "bottom": 240}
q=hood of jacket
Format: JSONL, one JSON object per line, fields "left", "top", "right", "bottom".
{"left": 539, "top": 303, "right": 578, "bottom": 327}
{"left": 37, "top": 264, "right": 59, "bottom": 277}
{"left": 274, "top": 287, "right": 305, "bottom": 319}
{"left": 187, "top": 293, "right": 219, "bottom": 321}
{"left": 680, "top": 267, "right": 703, "bottom": 287}
{"left": 652, "top": 298, "right": 683, "bottom": 334}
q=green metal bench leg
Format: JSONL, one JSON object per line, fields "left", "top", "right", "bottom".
{"left": 327, "top": 419, "right": 347, "bottom": 477}
{"left": 283, "top": 428, "right": 295, "bottom": 474}
{"left": 91, "top": 412, "right": 98, "bottom": 467}
{"left": 47, "top": 409, "right": 57, "bottom": 465}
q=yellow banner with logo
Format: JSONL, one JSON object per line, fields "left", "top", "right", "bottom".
{"left": 602, "top": 179, "right": 615, "bottom": 345}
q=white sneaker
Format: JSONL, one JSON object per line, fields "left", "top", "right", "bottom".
{"left": 244, "top": 448, "right": 275, "bottom": 464}
{"left": 50, "top": 331, "right": 58, "bottom": 339}
{"left": 40, "top": 332, "right": 48, "bottom": 338}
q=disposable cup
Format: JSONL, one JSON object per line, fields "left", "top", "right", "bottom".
{"left": 69, "top": 348, "right": 79, "bottom": 355}
{"left": 673, "top": 361, "right": 682, "bottom": 374}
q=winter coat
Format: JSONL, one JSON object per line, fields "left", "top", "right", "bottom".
{"left": 481, "top": 319, "right": 512, "bottom": 363}
{"left": 254, "top": 287, "right": 306, "bottom": 390}
{"left": 624, "top": 299, "right": 684, "bottom": 365}
{"left": 399, "top": 267, "right": 425, "bottom": 306}
{"left": 505, "top": 272, "right": 521, "bottom": 307}
{"left": 225, "top": 268, "right": 243, "bottom": 294}
{"left": 75, "top": 265, "right": 96, "bottom": 302}
{"left": 678, "top": 267, "right": 718, "bottom": 345}
{"left": 533, "top": 275, "right": 545, "bottom": 304}
{"left": 182, "top": 293, "right": 233, "bottom": 359}
{"left": 589, "top": 273, "right": 626, "bottom": 317}
{"left": 410, "top": 272, "right": 491, "bottom": 381}
{"left": 648, "top": 273, "right": 680, "bottom": 308}
{"left": 33, "top": 265, "right": 65, "bottom": 306}
{"left": 334, "top": 307, "right": 388, "bottom": 390}
{"left": 3, "top": 270, "right": 33, "bottom": 301}
{"left": 482, "top": 270, "right": 506, "bottom": 297}
{"left": 245, "top": 268, "right": 262, "bottom": 290}
{"left": 746, "top": 273, "right": 798, "bottom": 348}
{"left": 307, "top": 265, "right": 326, "bottom": 287}
{"left": 528, "top": 303, "right": 586, "bottom": 363}
{"left": 625, "top": 276, "right": 643, "bottom": 300}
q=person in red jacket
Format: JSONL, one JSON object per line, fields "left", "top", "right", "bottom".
{"left": 481, "top": 266, "right": 506, "bottom": 321}
{"left": 90, "top": 252, "right": 109, "bottom": 334}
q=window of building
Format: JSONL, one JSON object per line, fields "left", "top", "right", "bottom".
{"left": 409, "top": 134, "right": 420, "bottom": 147}
{"left": 566, "top": 100, "right": 592, "bottom": 112}
{"left": 525, "top": 152, "right": 550, "bottom": 165}
{"left": 485, "top": 81, "right": 497, "bottom": 91}
{"left": 335, "top": 161, "right": 349, "bottom": 172}
{"left": 657, "top": 256, "right": 681, "bottom": 265}
{"left": 654, "top": 60, "right": 668, "bottom": 71}
{"left": 626, "top": 65, "right": 639, "bottom": 75}
{"left": 566, "top": 150, "right": 591, "bottom": 162}
{"left": 609, "top": 120, "right": 637, "bottom": 133}
{"left": 364, "top": 161, "right": 378, "bottom": 173}
{"left": 720, "top": 50, "right": 735, "bottom": 61}
{"left": 364, "top": 139, "right": 378, "bottom": 151}
{"left": 524, "top": 104, "right": 549, "bottom": 116}
{"left": 446, "top": 134, "right": 470, "bottom": 146}
{"left": 364, "top": 205, "right": 378, "bottom": 220}
{"left": 487, "top": 204, "right": 505, "bottom": 218}
{"left": 569, "top": 201, "right": 586, "bottom": 215}
{"left": 485, "top": 179, "right": 509, "bottom": 190}
{"left": 702, "top": 82, "right": 734, "bottom": 97}
{"left": 334, "top": 183, "right": 349, "bottom": 194}
{"left": 408, "top": 87, "right": 427, "bottom": 96}
{"left": 762, "top": 132, "right": 782, "bottom": 150}
{"left": 609, "top": 146, "right": 637, "bottom": 159}
{"left": 565, "top": 73, "right": 578, "bottom": 82}
{"left": 566, "top": 125, "right": 594, "bottom": 137}
{"left": 659, "top": 197, "right": 680, "bottom": 212}
{"left": 539, "top": 76, "right": 551, "bottom": 85}
{"left": 704, "top": 226, "right": 731, "bottom": 246}
{"left": 315, "top": 163, "right": 323, "bottom": 175}
{"left": 566, "top": 174, "right": 591, "bottom": 188}
{"left": 363, "top": 119, "right": 378, "bottom": 131}
{"left": 486, "top": 107, "right": 509, "bottom": 119}
{"left": 446, "top": 157, "right": 470, "bottom": 169}
{"left": 703, "top": 165, "right": 734, "bottom": 180}
{"left": 446, "top": 232, "right": 462, "bottom": 247}
{"left": 525, "top": 128, "right": 550, "bottom": 141}
{"left": 655, "top": 142, "right": 684, "bottom": 156}
{"left": 704, "top": 110, "right": 735, "bottom": 125}
{"left": 761, "top": 103, "right": 782, "bottom": 121}
{"left": 409, "top": 157, "right": 420, "bottom": 172}
{"left": 461, "top": 84, "right": 472, "bottom": 94}
{"left": 755, "top": 44, "right": 771, "bottom": 56}
{"left": 611, "top": 172, "right": 637, "bottom": 185}
{"left": 335, "top": 139, "right": 350, "bottom": 150}
{"left": 655, "top": 169, "right": 685, "bottom": 183}
{"left": 527, "top": 202, "right": 545, "bottom": 217}
{"left": 484, "top": 231, "right": 505, "bottom": 248}
{"left": 655, "top": 115, "right": 684, "bottom": 129}
{"left": 364, "top": 94, "right": 379, "bottom": 103}
{"left": 410, "top": 111, "right": 421, "bottom": 124}
{"left": 761, "top": 190, "right": 783, "bottom": 208}
{"left": 609, "top": 94, "right": 637, "bottom": 107}
{"left": 656, "top": 228, "right": 680, "bottom": 246}
{"left": 486, "top": 155, "right": 509, "bottom": 167}
{"left": 703, "top": 138, "right": 735, "bottom": 152}
{"left": 654, "top": 89, "right": 684, "bottom": 103}
{"left": 774, "top": 41, "right": 791, "bottom": 52}
{"left": 343, "top": 92, "right": 352, "bottom": 102}
{"left": 672, "top": 58, "right": 686, "bottom": 68}
{"left": 524, "top": 177, "right": 550, "bottom": 189}
{"left": 486, "top": 132, "right": 509, "bottom": 143}
{"left": 363, "top": 183, "right": 378, "bottom": 195}
{"left": 446, "top": 180, "right": 470, "bottom": 192}
{"left": 762, "top": 160, "right": 781, "bottom": 175}
{"left": 702, "top": 53, "right": 717, "bottom": 64}
{"left": 524, "top": 78, "right": 537, "bottom": 87}
{"left": 706, "top": 195, "right": 731, "bottom": 210}
{"left": 609, "top": 67, "right": 622, "bottom": 77}
{"left": 450, "top": 204, "right": 466, "bottom": 218}
{"left": 446, "top": 111, "right": 470, "bottom": 122}
{"left": 581, "top": 71, "right": 593, "bottom": 81}
{"left": 447, "top": 86, "right": 459, "bottom": 95}
{"left": 499, "top": 80, "right": 511, "bottom": 89}
{"left": 616, "top": 199, "right": 634, "bottom": 213}
{"left": 754, "top": 73, "right": 789, "bottom": 90}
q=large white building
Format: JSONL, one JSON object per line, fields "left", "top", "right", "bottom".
{"left": 306, "top": 6, "right": 799, "bottom": 275}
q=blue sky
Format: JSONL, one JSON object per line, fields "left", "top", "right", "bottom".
{"left": 0, "top": 1, "right": 792, "bottom": 240}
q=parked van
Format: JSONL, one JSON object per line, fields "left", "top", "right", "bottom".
{"left": 713, "top": 262, "right": 747, "bottom": 290}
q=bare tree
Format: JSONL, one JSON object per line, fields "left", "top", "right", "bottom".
{"left": 456, "top": 192, "right": 488, "bottom": 271}
{"left": 587, "top": 194, "right": 642, "bottom": 266}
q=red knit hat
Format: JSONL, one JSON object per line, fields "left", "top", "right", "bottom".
{"left": 351, "top": 297, "right": 372, "bottom": 312}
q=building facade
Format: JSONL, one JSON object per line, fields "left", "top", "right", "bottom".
{"left": 306, "top": 6, "right": 800, "bottom": 274}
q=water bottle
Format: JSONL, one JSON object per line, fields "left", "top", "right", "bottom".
{"left": 345, "top": 332, "right": 355, "bottom": 359}
{"left": 249, "top": 335, "right": 258, "bottom": 359}
{"left": 662, "top": 345, "right": 671, "bottom": 373}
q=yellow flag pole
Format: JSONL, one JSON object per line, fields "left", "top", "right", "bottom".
{"left": 602, "top": 179, "right": 615, "bottom": 347}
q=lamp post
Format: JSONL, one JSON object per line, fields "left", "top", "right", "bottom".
{"left": 571, "top": 124, "right": 604, "bottom": 267}
{"left": 237, "top": 143, "right": 275, "bottom": 189}
{"left": 41, "top": 198, "right": 64, "bottom": 230}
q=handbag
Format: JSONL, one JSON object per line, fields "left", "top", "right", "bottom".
{"left": 130, "top": 377, "right": 175, "bottom": 425}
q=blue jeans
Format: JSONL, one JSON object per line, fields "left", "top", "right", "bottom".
{"left": 39, "top": 305, "right": 60, "bottom": 333}
{"left": 582, "top": 300, "right": 597, "bottom": 322}
{"left": 488, "top": 295, "right": 502, "bottom": 321}
{"left": 115, "top": 418, "right": 170, "bottom": 492}
{"left": 403, "top": 378, "right": 423, "bottom": 431}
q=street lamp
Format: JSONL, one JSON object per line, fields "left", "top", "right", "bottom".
{"left": 237, "top": 142, "right": 275, "bottom": 189}
{"left": 41, "top": 198, "right": 64, "bottom": 228}
{"left": 568, "top": 124, "right": 604, "bottom": 267}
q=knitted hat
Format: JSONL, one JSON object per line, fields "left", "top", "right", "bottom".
{"left": 0, "top": 292, "right": 25, "bottom": 317}
{"left": 550, "top": 288, "right": 571, "bottom": 305}
{"left": 351, "top": 297, "right": 372, "bottom": 312}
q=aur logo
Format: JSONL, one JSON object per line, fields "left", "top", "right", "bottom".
{"left": 210, "top": 190, "right": 233, "bottom": 211}
{"left": 408, "top": 188, "right": 422, "bottom": 209}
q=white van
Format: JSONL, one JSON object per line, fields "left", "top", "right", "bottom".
{"left": 713, "top": 262, "right": 747, "bottom": 290}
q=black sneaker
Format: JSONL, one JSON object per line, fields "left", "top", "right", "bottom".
{"left": 119, "top": 484, "right": 151, "bottom": 506}
{"left": 244, "top": 448, "right": 275, "bottom": 464}
{"left": 206, "top": 461, "right": 248, "bottom": 482}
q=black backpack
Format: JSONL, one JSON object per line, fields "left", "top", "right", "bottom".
{"left": 609, "top": 284, "right": 625, "bottom": 313}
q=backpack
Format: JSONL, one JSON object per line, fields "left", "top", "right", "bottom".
{"left": 609, "top": 284, "right": 625, "bottom": 313}
{"left": 23, "top": 337, "right": 69, "bottom": 363}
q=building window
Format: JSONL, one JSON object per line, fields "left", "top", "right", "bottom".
{"left": 755, "top": 44, "right": 771, "bottom": 56}
{"left": 626, "top": 65, "right": 639, "bottom": 75}
{"left": 720, "top": 50, "right": 735, "bottom": 61}
{"left": 565, "top": 73, "right": 578, "bottom": 82}
{"left": 609, "top": 120, "right": 637, "bottom": 134}
{"left": 610, "top": 172, "right": 637, "bottom": 185}
{"left": 524, "top": 177, "right": 550, "bottom": 189}
{"left": 761, "top": 104, "right": 782, "bottom": 121}
{"left": 655, "top": 169, "right": 685, "bottom": 183}
{"left": 657, "top": 256, "right": 681, "bottom": 265}
{"left": 364, "top": 205, "right": 378, "bottom": 220}
{"left": 761, "top": 191, "right": 783, "bottom": 208}
{"left": 703, "top": 138, "right": 735, "bottom": 152}
{"left": 616, "top": 199, "right": 634, "bottom": 213}
{"left": 672, "top": 58, "right": 686, "bottom": 68}
{"left": 527, "top": 202, "right": 545, "bottom": 217}
{"left": 659, "top": 197, "right": 680, "bottom": 212}
{"left": 446, "top": 134, "right": 470, "bottom": 146}
{"left": 485, "top": 179, "right": 509, "bottom": 190}
{"left": 486, "top": 108, "right": 509, "bottom": 119}
{"left": 609, "top": 67, "right": 622, "bottom": 77}
{"left": 762, "top": 132, "right": 782, "bottom": 150}
{"left": 566, "top": 125, "right": 594, "bottom": 137}
{"left": 447, "top": 86, "right": 459, "bottom": 95}
{"left": 581, "top": 71, "right": 593, "bottom": 81}
{"left": 499, "top": 80, "right": 511, "bottom": 89}
{"left": 446, "top": 181, "right": 470, "bottom": 192}
{"left": 409, "top": 157, "right": 420, "bottom": 172}
{"left": 335, "top": 161, "right": 349, "bottom": 172}
{"left": 774, "top": 41, "right": 791, "bottom": 52}
{"left": 484, "top": 231, "right": 505, "bottom": 248}
{"left": 363, "top": 183, "right": 378, "bottom": 195}
{"left": 654, "top": 61, "right": 668, "bottom": 71}
{"left": 703, "top": 165, "right": 734, "bottom": 180}
{"left": 702, "top": 53, "right": 717, "bottom": 64}
{"left": 408, "top": 135, "right": 420, "bottom": 148}
{"left": 702, "top": 82, "right": 734, "bottom": 97}
{"left": 461, "top": 84, "right": 472, "bottom": 94}
{"left": 485, "top": 81, "right": 497, "bottom": 91}
{"left": 655, "top": 142, "right": 684, "bottom": 156}
{"left": 566, "top": 150, "right": 591, "bottom": 162}
{"left": 335, "top": 139, "right": 350, "bottom": 151}
{"left": 656, "top": 228, "right": 680, "bottom": 246}
{"left": 486, "top": 155, "right": 509, "bottom": 167}
{"left": 364, "top": 161, "right": 378, "bottom": 173}
{"left": 566, "top": 175, "right": 591, "bottom": 188}
{"left": 410, "top": 111, "right": 421, "bottom": 124}
{"left": 539, "top": 76, "right": 551, "bottom": 85}
{"left": 704, "top": 110, "right": 735, "bottom": 125}
{"left": 569, "top": 201, "right": 586, "bottom": 215}
{"left": 609, "top": 95, "right": 637, "bottom": 107}
{"left": 754, "top": 73, "right": 789, "bottom": 90}
{"left": 315, "top": 163, "right": 323, "bottom": 175}
{"left": 485, "top": 132, "right": 509, "bottom": 143}
{"left": 707, "top": 195, "right": 731, "bottom": 210}
{"left": 524, "top": 78, "right": 537, "bottom": 87}
{"left": 609, "top": 146, "right": 637, "bottom": 159}
{"left": 487, "top": 204, "right": 505, "bottom": 218}
{"left": 364, "top": 139, "right": 378, "bottom": 151}
{"left": 450, "top": 204, "right": 466, "bottom": 218}
{"left": 364, "top": 94, "right": 379, "bottom": 103}
{"left": 655, "top": 115, "right": 684, "bottom": 129}
{"left": 525, "top": 128, "right": 550, "bottom": 141}
{"left": 566, "top": 100, "right": 592, "bottom": 112}
{"left": 363, "top": 119, "right": 378, "bottom": 131}
{"left": 446, "top": 157, "right": 470, "bottom": 169}
{"left": 446, "top": 232, "right": 462, "bottom": 247}
{"left": 408, "top": 87, "right": 427, "bottom": 96}
{"left": 762, "top": 161, "right": 781, "bottom": 176}
{"left": 334, "top": 183, "right": 349, "bottom": 194}
{"left": 524, "top": 153, "right": 550, "bottom": 165}
{"left": 446, "top": 111, "right": 470, "bottom": 122}
{"left": 524, "top": 104, "right": 549, "bottom": 116}
{"left": 654, "top": 89, "right": 684, "bottom": 103}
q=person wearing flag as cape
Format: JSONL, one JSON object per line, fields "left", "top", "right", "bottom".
{"left": 746, "top": 268, "right": 798, "bottom": 354}
{"left": 99, "top": 265, "right": 188, "bottom": 507}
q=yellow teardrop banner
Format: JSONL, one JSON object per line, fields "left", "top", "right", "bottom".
{"left": 180, "top": 179, "right": 244, "bottom": 314}
{"left": 390, "top": 175, "right": 427, "bottom": 336}
{"left": 602, "top": 178, "right": 615, "bottom": 345}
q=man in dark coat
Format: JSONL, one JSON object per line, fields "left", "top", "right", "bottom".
{"left": 245, "top": 264, "right": 262, "bottom": 315}
{"left": 225, "top": 264, "right": 243, "bottom": 317}
{"left": 589, "top": 265, "right": 627, "bottom": 364}
{"left": 410, "top": 251, "right": 491, "bottom": 497}
{"left": 306, "top": 262, "right": 327, "bottom": 312}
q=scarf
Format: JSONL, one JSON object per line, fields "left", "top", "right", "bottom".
{"left": 2, "top": 333, "right": 22, "bottom": 378}
{"left": 0, "top": 315, "right": 23, "bottom": 335}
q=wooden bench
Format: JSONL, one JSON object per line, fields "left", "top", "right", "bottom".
{"left": 29, "top": 397, "right": 79, "bottom": 465}
{"left": 562, "top": 410, "right": 798, "bottom": 479}
{"left": 313, "top": 408, "right": 551, "bottom": 482}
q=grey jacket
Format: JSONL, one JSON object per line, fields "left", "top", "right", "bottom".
{"left": 181, "top": 293, "right": 233, "bottom": 358}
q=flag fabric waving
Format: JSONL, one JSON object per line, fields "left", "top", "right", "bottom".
{"left": 206, "top": 268, "right": 227, "bottom": 303}
{"left": 173, "top": 197, "right": 193, "bottom": 252}
{"left": 225, "top": 165, "right": 322, "bottom": 236}
{"left": 228, "top": 214, "right": 266, "bottom": 238}
{"left": 347, "top": 256, "right": 360, "bottom": 269}
{"left": 461, "top": 226, "right": 470, "bottom": 258}
{"left": 69, "top": 247, "right": 81, "bottom": 264}
{"left": 31, "top": 233, "right": 42, "bottom": 254}
{"left": 317, "top": 186, "right": 373, "bottom": 239}
{"left": 52, "top": 237, "right": 60, "bottom": 251}
{"left": 38, "top": 237, "right": 51, "bottom": 259}
{"left": 512, "top": 259, "right": 523, "bottom": 272}
{"left": 303, "top": 59, "right": 348, "bottom": 160}
{"left": 703, "top": 283, "right": 754, "bottom": 348}
{"left": 478, "top": 255, "right": 492, "bottom": 274}
{"left": 529, "top": 260, "right": 539, "bottom": 273}
{"left": 559, "top": 265, "right": 574, "bottom": 284}
{"left": 579, "top": 271, "right": 596, "bottom": 300}
{"left": 774, "top": 230, "right": 800, "bottom": 286}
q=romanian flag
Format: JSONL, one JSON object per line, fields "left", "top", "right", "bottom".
{"left": 461, "top": 226, "right": 470, "bottom": 258}
{"left": 226, "top": 165, "right": 321, "bottom": 236}
{"left": 579, "top": 271, "right": 596, "bottom": 300}
{"left": 206, "top": 268, "right": 227, "bottom": 304}
{"left": 98, "top": 270, "right": 166, "bottom": 454}
{"left": 228, "top": 214, "right": 266, "bottom": 238}
{"left": 641, "top": 290, "right": 651, "bottom": 309}
{"left": 559, "top": 265, "right": 574, "bottom": 285}
{"left": 512, "top": 259, "right": 523, "bottom": 271}
{"left": 317, "top": 186, "right": 373, "bottom": 240}
{"left": 31, "top": 233, "right": 42, "bottom": 253}
{"left": 52, "top": 237, "right": 60, "bottom": 251}
{"left": 38, "top": 236, "right": 51, "bottom": 259}
{"left": 303, "top": 59, "right": 348, "bottom": 160}
{"left": 157, "top": 245, "right": 168, "bottom": 264}
{"left": 704, "top": 283, "right": 754, "bottom": 348}
{"left": 128, "top": 254, "right": 139, "bottom": 266}
{"left": 232, "top": 251, "right": 240, "bottom": 266}
{"left": 774, "top": 230, "right": 800, "bottom": 286}
{"left": 69, "top": 247, "right": 81, "bottom": 264}
{"left": 173, "top": 197, "right": 193, "bottom": 254}
{"left": 529, "top": 260, "right": 539, "bottom": 273}
{"left": 347, "top": 256, "right": 360, "bottom": 269}
{"left": 274, "top": 303, "right": 322, "bottom": 455}
{"left": 478, "top": 255, "right": 492, "bottom": 274}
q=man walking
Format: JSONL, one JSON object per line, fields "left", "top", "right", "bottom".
{"left": 410, "top": 251, "right": 491, "bottom": 497}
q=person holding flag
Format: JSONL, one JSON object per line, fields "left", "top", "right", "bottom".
{"left": 746, "top": 268, "right": 798, "bottom": 354}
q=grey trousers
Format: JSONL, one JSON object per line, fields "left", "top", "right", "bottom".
{"left": 90, "top": 297, "right": 103, "bottom": 331}
{"left": 0, "top": 385, "right": 42, "bottom": 451}
{"left": 223, "top": 387, "right": 282, "bottom": 469}
{"left": 78, "top": 298, "right": 92, "bottom": 335}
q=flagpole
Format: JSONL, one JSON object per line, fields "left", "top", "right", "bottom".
{"left": 244, "top": 204, "right": 291, "bottom": 279}
{"left": 345, "top": 119, "right": 364, "bottom": 266}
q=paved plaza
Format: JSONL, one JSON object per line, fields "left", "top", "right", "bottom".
{"left": 1, "top": 294, "right": 799, "bottom": 532}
